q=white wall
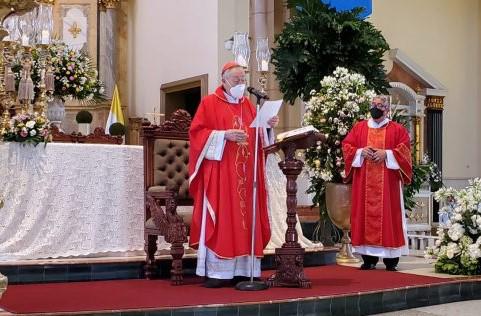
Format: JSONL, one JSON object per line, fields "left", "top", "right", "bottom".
{"left": 128, "top": 0, "right": 219, "bottom": 118}
{"left": 370, "top": 0, "right": 481, "bottom": 183}
{"left": 218, "top": 0, "right": 249, "bottom": 72}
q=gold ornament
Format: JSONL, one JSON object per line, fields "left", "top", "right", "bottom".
{"left": 98, "top": 0, "right": 120, "bottom": 11}
{"left": 35, "top": 0, "right": 55, "bottom": 5}
{"left": 68, "top": 22, "right": 82, "bottom": 39}
{"left": 0, "top": 0, "right": 39, "bottom": 22}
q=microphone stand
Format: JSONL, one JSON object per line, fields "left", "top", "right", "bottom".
{"left": 235, "top": 92, "right": 268, "bottom": 291}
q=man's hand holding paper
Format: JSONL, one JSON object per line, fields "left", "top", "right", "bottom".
{"left": 250, "top": 99, "right": 283, "bottom": 128}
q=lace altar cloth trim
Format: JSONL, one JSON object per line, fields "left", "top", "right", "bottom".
{"left": 265, "top": 154, "right": 321, "bottom": 250}
{"left": 0, "top": 143, "right": 147, "bottom": 261}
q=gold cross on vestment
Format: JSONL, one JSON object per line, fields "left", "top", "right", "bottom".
{"left": 68, "top": 22, "right": 81, "bottom": 38}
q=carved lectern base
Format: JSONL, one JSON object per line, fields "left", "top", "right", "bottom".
{"left": 264, "top": 130, "right": 324, "bottom": 289}
{"left": 266, "top": 246, "right": 312, "bottom": 288}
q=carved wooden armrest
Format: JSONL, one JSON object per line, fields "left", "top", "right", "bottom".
{"left": 145, "top": 187, "right": 187, "bottom": 244}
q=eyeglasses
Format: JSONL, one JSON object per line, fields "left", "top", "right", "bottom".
{"left": 228, "top": 76, "right": 247, "bottom": 85}
{"left": 370, "top": 102, "right": 388, "bottom": 110}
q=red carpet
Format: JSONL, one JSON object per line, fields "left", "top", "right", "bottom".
{"left": 0, "top": 266, "right": 449, "bottom": 314}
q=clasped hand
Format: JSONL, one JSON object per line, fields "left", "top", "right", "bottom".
{"left": 225, "top": 116, "right": 279, "bottom": 143}
{"left": 361, "top": 147, "right": 387, "bottom": 163}
{"left": 225, "top": 129, "right": 247, "bottom": 143}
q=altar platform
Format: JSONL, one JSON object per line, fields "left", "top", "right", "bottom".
{"left": 0, "top": 256, "right": 480, "bottom": 315}
{"left": 0, "top": 246, "right": 334, "bottom": 284}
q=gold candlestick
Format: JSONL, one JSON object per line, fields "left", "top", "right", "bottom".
{"left": 35, "top": 44, "right": 51, "bottom": 117}
{"left": 258, "top": 71, "right": 268, "bottom": 93}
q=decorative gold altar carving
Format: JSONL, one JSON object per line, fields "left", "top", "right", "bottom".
{"left": 425, "top": 95, "right": 444, "bottom": 110}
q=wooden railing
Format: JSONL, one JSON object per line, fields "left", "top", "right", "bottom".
{"left": 50, "top": 125, "right": 123, "bottom": 145}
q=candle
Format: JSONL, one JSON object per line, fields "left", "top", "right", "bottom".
{"left": 236, "top": 55, "right": 248, "bottom": 68}
{"left": 41, "top": 30, "right": 50, "bottom": 45}
{"left": 21, "top": 34, "right": 29, "bottom": 46}
{"left": 261, "top": 60, "right": 269, "bottom": 72}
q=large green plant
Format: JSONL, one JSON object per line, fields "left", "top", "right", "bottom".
{"left": 272, "top": 0, "right": 390, "bottom": 104}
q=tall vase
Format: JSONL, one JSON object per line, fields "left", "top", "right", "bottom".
{"left": 78, "top": 123, "right": 91, "bottom": 135}
{"left": 325, "top": 182, "right": 360, "bottom": 264}
{"left": 0, "top": 273, "right": 7, "bottom": 299}
{"left": 47, "top": 97, "right": 66, "bottom": 129}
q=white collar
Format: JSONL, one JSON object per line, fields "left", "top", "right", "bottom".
{"left": 368, "top": 118, "right": 390, "bottom": 128}
{"left": 223, "top": 91, "right": 240, "bottom": 104}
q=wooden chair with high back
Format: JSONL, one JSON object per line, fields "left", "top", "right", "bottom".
{"left": 141, "top": 109, "right": 192, "bottom": 285}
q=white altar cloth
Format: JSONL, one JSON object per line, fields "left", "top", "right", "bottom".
{"left": 0, "top": 142, "right": 145, "bottom": 261}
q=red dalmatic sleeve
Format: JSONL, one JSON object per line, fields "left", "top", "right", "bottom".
{"left": 342, "top": 122, "right": 361, "bottom": 183}
{"left": 392, "top": 125, "right": 413, "bottom": 185}
{"left": 188, "top": 99, "right": 215, "bottom": 249}
{"left": 188, "top": 99, "right": 213, "bottom": 182}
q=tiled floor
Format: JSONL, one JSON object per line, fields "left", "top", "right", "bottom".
{"left": 340, "top": 255, "right": 463, "bottom": 279}
{"left": 375, "top": 300, "right": 481, "bottom": 316}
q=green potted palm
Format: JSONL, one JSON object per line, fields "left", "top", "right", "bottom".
{"left": 271, "top": 0, "right": 390, "bottom": 105}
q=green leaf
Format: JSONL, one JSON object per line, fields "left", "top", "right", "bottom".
{"left": 273, "top": 0, "right": 390, "bottom": 104}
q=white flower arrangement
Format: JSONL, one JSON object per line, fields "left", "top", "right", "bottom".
{"left": 302, "top": 67, "right": 374, "bottom": 210}
{"left": 1, "top": 112, "right": 50, "bottom": 146}
{"left": 426, "top": 178, "right": 481, "bottom": 275}
{"left": 13, "top": 42, "right": 104, "bottom": 103}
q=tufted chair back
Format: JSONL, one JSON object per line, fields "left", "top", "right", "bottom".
{"left": 142, "top": 109, "right": 193, "bottom": 205}
{"left": 153, "top": 139, "right": 190, "bottom": 200}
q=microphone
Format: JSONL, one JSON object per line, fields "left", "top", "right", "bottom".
{"left": 247, "top": 86, "right": 269, "bottom": 100}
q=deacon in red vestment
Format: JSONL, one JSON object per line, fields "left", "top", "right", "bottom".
{"left": 342, "top": 96, "right": 412, "bottom": 271}
{"left": 189, "top": 62, "right": 278, "bottom": 288}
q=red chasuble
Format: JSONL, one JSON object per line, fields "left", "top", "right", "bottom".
{"left": 342, "top": 120, "right": 412, "bottom": 249}
{"left": 188, "top": 86, "right": 271, "bottom": 259}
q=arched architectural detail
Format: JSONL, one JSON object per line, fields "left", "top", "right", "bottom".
{"left": 387, "top": 48, "right": 447, "bottom": 226}
{"left": 388, "top": 81, "right": 426, "bottom": 117}
{"left": 389, "top": 82, "right": 417, "bottom": 105}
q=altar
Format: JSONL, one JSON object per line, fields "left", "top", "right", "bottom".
{"left": 0, "top": 142, "right": 145, "bottom": 261}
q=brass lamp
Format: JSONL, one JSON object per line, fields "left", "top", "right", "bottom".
{"left": 0, "top": 0, "right": 55, "bottom": 130}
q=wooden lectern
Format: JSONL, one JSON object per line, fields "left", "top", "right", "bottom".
{"left": 264, "top": 130, "right": 325, "bottom": 288}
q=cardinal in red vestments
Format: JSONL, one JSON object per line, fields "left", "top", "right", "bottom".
{"left": 189, "top": 62, "right": 278, "bottom": 287}
{"left": 342, "top": 95, "right": 412, "bottom": 271}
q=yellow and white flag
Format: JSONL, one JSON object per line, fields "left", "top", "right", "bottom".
{"left": 105, "top": 84, "right": 125, "bottom": 134}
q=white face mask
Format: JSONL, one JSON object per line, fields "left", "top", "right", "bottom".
{"left": 228, "top": 83, "right": 246, "bottom": 99}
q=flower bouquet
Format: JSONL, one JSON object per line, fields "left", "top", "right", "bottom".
{"left": 13, "top": 42, "right": 104, "bottom": 102}
{"left": 426, "top": 179, "right": 481, "bottom": 275}
{"left": 1, "top": 112, "right": 50, "bottom": 146}
{"left": 302, "top": 67, "right": 375, "bottom": 212}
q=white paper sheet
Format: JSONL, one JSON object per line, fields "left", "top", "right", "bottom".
{"left": 250, "top": 99, "right": 283, "bottom": 128}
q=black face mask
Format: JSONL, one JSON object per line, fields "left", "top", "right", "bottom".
{"left": 370, "top": 107, "right": 384, "bottom": 119}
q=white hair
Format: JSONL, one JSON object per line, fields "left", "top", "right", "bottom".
{"left": 221, "top": 66, "right": 243, "bottom": 81}
{"left": 372, "top": 95, "right": 391, "bottom": 108}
